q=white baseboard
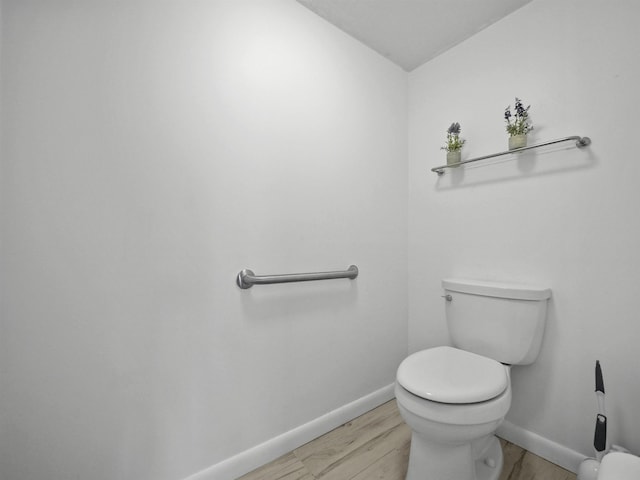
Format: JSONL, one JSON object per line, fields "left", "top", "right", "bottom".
{"left": 497, "top": 420, "right": 587, "bottom": 474}
{"left": 184, "top": 384, "right": 396, "bottom": 480}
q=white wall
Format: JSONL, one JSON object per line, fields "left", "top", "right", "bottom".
{"left": 0, "top": 1, "right": 408, "bottom": 479}
{"left": 408, "top": 0, "right": 640, "bottom": 468}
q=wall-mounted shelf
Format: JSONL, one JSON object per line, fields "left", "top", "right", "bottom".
{"left": 431, "top": 135, "right": 591, "bottom": 175}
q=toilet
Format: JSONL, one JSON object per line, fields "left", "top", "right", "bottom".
{"left": 395, "top": 278, "right": 551, "bottom": 480}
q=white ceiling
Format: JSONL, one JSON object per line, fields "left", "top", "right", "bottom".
{"left": 297, "top": 0, "right": 532, "bottom": 71}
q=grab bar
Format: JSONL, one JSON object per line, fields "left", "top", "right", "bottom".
{"left": 236, "top": 265, "right": 359, "bottom": 289}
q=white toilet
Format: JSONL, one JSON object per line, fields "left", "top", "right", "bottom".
{"left": 395, "top": 278, "right": 551, "bottom": 480}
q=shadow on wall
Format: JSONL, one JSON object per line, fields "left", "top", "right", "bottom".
{"left": 238, "top": 280, "right": 359, "bottom": 322}
{"left": 508, "top": 295, "right": 559, "bottom": 426}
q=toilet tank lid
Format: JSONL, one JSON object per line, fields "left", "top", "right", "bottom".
{"left": 598, "top": 452, "right": 640, "bottom": 479}
{"left": 442, "top": 278, "right": 551, "bottom": 301}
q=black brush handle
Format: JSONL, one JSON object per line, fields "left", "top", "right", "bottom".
{"left": 594, "top": 414, "right": 607, "bottom": 452}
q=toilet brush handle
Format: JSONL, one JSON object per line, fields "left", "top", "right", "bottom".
{"left": 594, "top": 414, "right": 607, "bottom": 461}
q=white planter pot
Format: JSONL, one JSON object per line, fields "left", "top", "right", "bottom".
{"left": 509, "top": 134, "right": 527, "bottom": 150}
{"left": 446, "top": 150, "right": 461, "bottom": 166}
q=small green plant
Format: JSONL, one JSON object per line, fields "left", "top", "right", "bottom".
{"left": 504, "top": 97, "right": 533, "bottom": 136}
{"left": 440, "top": 122, "right": 466, "bottom": 152}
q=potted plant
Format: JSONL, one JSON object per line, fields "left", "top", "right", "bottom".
{"left": 504, "top": 97, "right": 533, "bottom": 150}
{"left": 441, "top": 122, "right": 466, "bottom": 166}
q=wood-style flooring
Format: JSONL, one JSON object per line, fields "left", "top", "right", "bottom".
{"left": 237, "top": 400, "right": 576, "bottom": 480}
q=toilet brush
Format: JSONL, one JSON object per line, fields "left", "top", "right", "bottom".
{"left": 594, "top": 360, "right": 607, "bottom": 462}
{"left": 577, "top": 361, "right": 608, "bottom": 480}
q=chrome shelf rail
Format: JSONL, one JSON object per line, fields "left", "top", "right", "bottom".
{"left": 432, "top": 135, "right": 591, "bottom": 175}
{"left": 236, "top": 265, "right": 359, "bottom": 289}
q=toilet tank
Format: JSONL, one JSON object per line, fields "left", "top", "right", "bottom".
{"left": 443, "top": 279, "right": 551, "bottom": 365}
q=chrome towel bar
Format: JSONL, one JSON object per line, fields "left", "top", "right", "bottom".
{"left": 236, "top": 265, "right": 359, "bottom": 289}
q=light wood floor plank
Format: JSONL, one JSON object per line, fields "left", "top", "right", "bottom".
{"left": 349, "top": 437, "right": 410, "bottom": 480}
{"left": 499, "top": 439, "right": 527, "bottom": 480}
{"left": 237, "top": 452, "right": 314, "bottom": 480}
{"left": 294, "top": 400, "right": 404, "bottom": 477}
{"left": 311, "top": 422, "right": 410, "bottom": 480}
{"left": 499, "top": 442, "right": 576, "bottom": 480}
{"left": 518, "top": 451, "right": 576, "bottom": 480}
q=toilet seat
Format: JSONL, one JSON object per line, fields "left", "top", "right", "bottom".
{"left": 397, "top": 346, "right": 508, "bottom": 404}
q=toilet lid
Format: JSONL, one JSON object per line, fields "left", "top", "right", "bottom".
{"left": 397, "top": 346, "right": 508, "bottom": 404}
{"left": 598, "top": 452, "right": 640, "bottom": 479}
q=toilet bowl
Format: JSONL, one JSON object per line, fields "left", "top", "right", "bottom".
{"left": 396, "top": 347, "right": 512, "bottom": 480}
{"left": 396, "top": 279, "right": 551, "bottom": 480}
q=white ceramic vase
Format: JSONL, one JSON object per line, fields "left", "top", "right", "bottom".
{"left": 447, "top": 150, "right": 461, "bottom": 167}
{"left": 508, "top": 134, "right": 527, "bottom": 150}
